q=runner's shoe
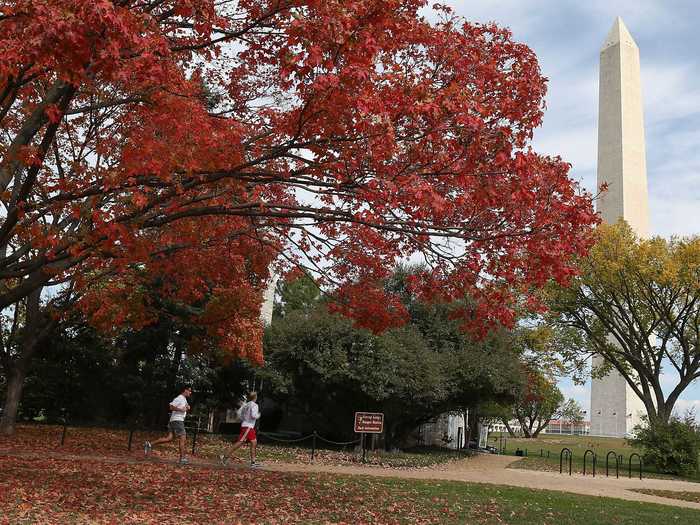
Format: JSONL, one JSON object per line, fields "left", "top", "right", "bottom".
{"left": 250, "top": 461, "right": 262, "bottom": 469}
{"left": 179, "top": 457, "right": 189, "bottom": 465}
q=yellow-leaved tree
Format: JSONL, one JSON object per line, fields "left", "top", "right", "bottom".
{"left": 548, "top": 220, "right": 700, "bottom": 429}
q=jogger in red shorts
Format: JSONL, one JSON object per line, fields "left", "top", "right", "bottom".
{"left": 229, "top": 391, "right": 261, "bottom": 467}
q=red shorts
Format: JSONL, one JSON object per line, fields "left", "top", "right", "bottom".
{"left": 238, "top": 426, "right": 257, "bottom": 443}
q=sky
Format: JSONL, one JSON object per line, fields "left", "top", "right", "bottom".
{"left": 443, "top": 1, "right": 700, "bottom": 418}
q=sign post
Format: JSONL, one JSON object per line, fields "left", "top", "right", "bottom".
{"left": 354, "top": 412, "right": 384, "bottom": 463}
{"left": 354, "top": 412, "right": 384, "bottom": 434}
{"left": 362, "top": 432, "right": 366, "bottom": 463}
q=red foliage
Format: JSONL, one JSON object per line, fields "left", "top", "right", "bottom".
{"left": 0, "top": 1, "right": 598, "bottom": 360}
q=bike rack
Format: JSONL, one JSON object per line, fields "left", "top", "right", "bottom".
{"left": 629, "top": 453, "right": 643, "bottom": 480}
{"left": 560, "top": 447, "right": 572, "bottom": 476}
{"left": 606, "top": 451, "right": 619, "bottom": 479}
{"left": 583, "top": 449, "right": 596, "bottom": 477}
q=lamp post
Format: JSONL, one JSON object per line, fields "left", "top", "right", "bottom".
{"left": 597, "top": 410, "right": 602, "bottom": 436}
{"left": 612, "top": 411, "right": 618, "bottom": 437}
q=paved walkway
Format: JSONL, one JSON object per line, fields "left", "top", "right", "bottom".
{"left": 267, "top": 454, "right": 700, "bottom": 511}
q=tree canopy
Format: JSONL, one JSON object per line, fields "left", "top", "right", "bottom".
{"left": 1, "top": 1, "right": 597, "bottom": 435}
{"left": 548, "top": 221, "right": 700, "bottom": 426}
{"left": 0, "top": 0, "right": 596, "bottom": 342}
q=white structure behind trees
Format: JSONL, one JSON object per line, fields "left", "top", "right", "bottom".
{"left": 590, "top": 17, "right": 649, "bottom": 437}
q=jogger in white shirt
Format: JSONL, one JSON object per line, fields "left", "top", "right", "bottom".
{"left": 144, "top": 385, "right": 192, "bottom": 464}
{"left": 228, "top": 391, "right": 261, "bottom": 467}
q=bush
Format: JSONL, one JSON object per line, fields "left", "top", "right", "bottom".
{"left": 629, "top": 413, "right": 700, "bottom": 476}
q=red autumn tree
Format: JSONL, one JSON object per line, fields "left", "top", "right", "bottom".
{"left": 0, "top": 0, "right": 597, "bottom": 434}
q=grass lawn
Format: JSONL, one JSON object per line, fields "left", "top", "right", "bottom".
{"left": 488, "top": 432, "right": 638, "bottom": 462}
{"left": 632, "top": 489, "right": 700, "bottom": 504}
{"left": 1, "top": 453, "right": 699, "bottom": 524}
{"left": 488, "top": 433, "right": 699, "bottom": 481}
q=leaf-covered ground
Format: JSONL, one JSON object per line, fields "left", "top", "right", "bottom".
{"left": 0, "top": 424, "right": 459, "bottom": 469}
{"left": 3, "top": 453, "right": 700, "bottom": 524}
{"left": 3, "top": 425, "right": 700, "bottom": 524}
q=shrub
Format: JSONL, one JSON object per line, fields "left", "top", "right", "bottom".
{"left": 629, "top": 413, "right": 700, "bottom": 476}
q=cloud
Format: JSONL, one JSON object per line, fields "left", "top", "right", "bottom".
{"left": 643, "top": 64, "right": 700, "bottom": 126}
{"left": 672, "top": 399, "right": 700, "bottom": 420}
{"left": 448, "top": 1, "right": 700, "bottom": 240}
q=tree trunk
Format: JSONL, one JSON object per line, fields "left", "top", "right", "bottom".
{"left": 0, "top": 363, "right": 27, "bottom": 435}
{"left": 521, "top": 417, "right": 535, "bottom": 438}
{"left": 467, "top": 408, "right": 479, "bottom": 443}
{"left": 532, "top": 419, "right": 550, "bottom": 438}
{"left": 0, "top": 287, "right": 56, "bottom": 435}
{"left": 501, "top": 418, "right": 517, "bottom": 437}
{"left": 648, "top": 408, "right": 672, "bottom": 431}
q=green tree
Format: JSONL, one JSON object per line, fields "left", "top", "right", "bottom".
{"left": 506, "top": 370, "right": 564, "bottom": 438}
{"left": 373, "top": 326, "right": 452, "bottom": 449}
{"left": 630, "top": 413, "right": 700, "bottom": 476}
{"left": 8, "top": 313, "right": 252, "bottom": 430}
{"left": 384, "top": 265, "right": 526, "bottom": 445}
{"left": 262, "top": 265, "right": 529, "bottom": 448}
{"left": 447, "top": 329, "right": 524, "bottom": 444}
{"left": 273, "top": 274, "right": 321, "bottom": 319}
{"left": 559, "top": 398, "right": 585, "bottom": 433}
{"left": 261, "top": 307, "right": 450, "bottom": 445}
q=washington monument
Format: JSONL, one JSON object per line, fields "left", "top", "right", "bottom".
{"left": 590, "top": 17, "right": 649, "bottom": 437}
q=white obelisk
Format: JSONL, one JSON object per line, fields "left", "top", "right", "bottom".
{"left": 590, "top": 18, "right": 649, "bottom": 437}
{"left": 260, "top": 277, "right": 277, "bottom": 326}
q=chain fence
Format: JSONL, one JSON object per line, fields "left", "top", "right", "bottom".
{"left": 12, "top": 419, "right": 397, "bottom": 463}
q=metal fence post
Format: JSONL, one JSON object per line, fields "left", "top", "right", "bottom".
{"left": 311, "top": 431, "right": 317, "bottom": 461}
{"left": 361, "top": 433, "right": 367, "bottom": 463}
{"left": 191, "top": 417, "right": 200, "bottom": 455}
{"left": 60, "top": 409, "right": 68, "bottom": 446}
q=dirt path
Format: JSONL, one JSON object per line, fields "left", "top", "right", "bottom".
{"left": 266, "top": 454, "right": 700, "bottom": 511}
